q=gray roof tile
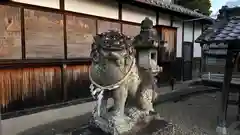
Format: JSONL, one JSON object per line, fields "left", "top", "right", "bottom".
{"left": 233, "top": 29, "right": 240, "bottom": 33}
{"left": 134, "top": 0, "right": 212, "bottom": 21}
{"left": 195, "top": 6, "right": 240, "bottom": 43}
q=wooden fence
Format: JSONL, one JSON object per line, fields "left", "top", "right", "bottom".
{"left": 0, "top": 63, "right": 91, "bottom": 114}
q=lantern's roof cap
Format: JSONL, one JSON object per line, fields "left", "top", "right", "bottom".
{"left": 195, "top": 6, "right": 240, "bottom": 44}
{"left": 133, "top": 18, "right": 165, "bottom": 50}
{"left": 141, "top": 17, "right": 153, "bottom": 29}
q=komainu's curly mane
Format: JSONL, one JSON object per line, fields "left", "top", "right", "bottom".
{"left": 89, "top": 30, "right": 137, "bottom": 86}
{"left": 90, "top": 30, "right": 135, "bottom": 63}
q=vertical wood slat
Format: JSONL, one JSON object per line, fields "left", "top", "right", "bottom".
{"left": 20, "top": 7, "right": 26, "bottom": 59}
{"left": 61, "top": 0, "right": 67, "bottom": 60}
{"left": 0, "top": 64, "right": 90, "bottom": 114}
{"left": 61, "top": 64, "right": 67, "bottom": 101}
{"left": 118, "top": 2, "right": 123, "bottom": 33}
{"left": 65, "top": 65, "right": 90, "bottom": 100}
{"left": 60, "top": 0, "right": 68, "bottom": 101}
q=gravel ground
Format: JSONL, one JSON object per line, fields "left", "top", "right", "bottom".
{"left": 155, "top": 91, "right": 239, "bottom": 135}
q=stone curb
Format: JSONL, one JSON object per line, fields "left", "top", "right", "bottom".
{"left": 154, "top": 85, "right": 219, "bottom": 105}
{"left": 1, "top": 97, "right": 94, "bottom": 120}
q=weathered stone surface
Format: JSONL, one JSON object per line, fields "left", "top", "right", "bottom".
{"left": 124, "top": 114, "right": 175, "bottom": 135}
{"left": 70, "top": 113, "right": 175, "bottom": 135}
{"left": 88, "top": 18, "right": 162, "bottom": 135}
{"left": 91, "top": 116, "right": 133, "bottom": 135}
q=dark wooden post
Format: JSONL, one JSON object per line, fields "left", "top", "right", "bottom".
{"left": 0, "top": 108, "right": 1, "bottom": 135}
{"left": 200, "top": 43, "right": 205, "bottom": 73}
{"left": 61, "top": 64, "right": 68, "bottom": 101}
{"left": 217, "top": 46, "right": 234, "bottom": 135}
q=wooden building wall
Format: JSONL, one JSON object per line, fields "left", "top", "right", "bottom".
{"left": 156, "top": 27, "right": 178, "bottom": 83}
{"left": 0, "top": 3, "right": 95, "bottom": 114}
{"left": 0, "top": 0, "right": 200, "bottom": 114}
{"left": 0, "top": 63, "right": 91, "bottom": 114}
{"left": 0, "top": 2, "right": 146, "bottom": 114}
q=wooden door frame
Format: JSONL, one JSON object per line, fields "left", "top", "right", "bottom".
{"left": 155, "top": 25, "right": 177, "bottom": 64}
{"left": 182, "top": 41, "right": 194, "bottom": 81}
{"left": 155, "top": 25, "right": 178, "bottom": 84}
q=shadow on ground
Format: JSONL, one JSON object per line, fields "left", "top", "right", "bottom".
{"left": 17, "top": 112, "right": 92, "bottom": 135}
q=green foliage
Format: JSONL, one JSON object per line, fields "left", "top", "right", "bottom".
{"left": 177, "top": 0, "right": 212, "bottom": 16}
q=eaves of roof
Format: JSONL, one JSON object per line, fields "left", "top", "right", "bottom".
{"left": 195, "top": 26, "right": 214, "bottom": 43}
{"left": 195, "top": 15, "right": 240, "bottom": 44}
{"left": 134, "top": 0, "right": 212, "bottom": 22}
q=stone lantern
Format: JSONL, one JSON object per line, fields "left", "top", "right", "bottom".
{"left": 133, "top": 17, "right": 163, "bottom": 75}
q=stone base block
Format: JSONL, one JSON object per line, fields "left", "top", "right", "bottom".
{"left": 73, "top": 114, "right": 175, "bottom": 135}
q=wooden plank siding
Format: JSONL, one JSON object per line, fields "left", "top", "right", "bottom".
{"left": 0, "top": 1, "right": 182, "bottom": 114}
{"left": 0, "top": 64, "right": 91, "bottom": 114}
{"left": 156, "top": 26, "right": 177, "bottom": 84}
{"left": 65, "top": 65, "right": 91, "bottom": 100}
{"left": 0, "top": 3, "right": 96, "bottom": 114}
{"left": 0, "top": 2, "right": 131, "bottom": 114}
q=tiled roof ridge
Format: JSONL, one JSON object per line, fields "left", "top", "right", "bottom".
{"left": 137, "top": 0, "right": 211, "bottom": 20}
{"left": 218, "top": 6, "right": 240, "bottom": 20}
{"left": 195, "top": 6, "right": 240, "bottom": 44}
{"left": 195, "top": 28, "right": 212, "bottom": 43}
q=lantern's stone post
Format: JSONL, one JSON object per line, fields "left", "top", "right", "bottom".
{"left": 133, "top": 17, "right": 163, "bottom": 78}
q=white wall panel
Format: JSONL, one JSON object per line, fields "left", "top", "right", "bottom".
{"left": 184, "top": 22, "right": 193, "bottom": 42}
{"left": 158, "top": 12, "right": 170, "bottom": 26}
{"left": 65, "top": 0, "right": 118, "bottom": 19}
{"left": 173, "top": 21, "right": 182, "bottom": 57}
{"left": 122, "top": 4, "right": 156, "bottom": 25}
{"left": 194, "top": 23, "right": 202, "bottom": 57}
{"left": 12, "top": 0, "right": 60, "bottom": 9}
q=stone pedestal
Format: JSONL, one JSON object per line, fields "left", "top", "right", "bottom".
{"left": 72, "top": 116, "right": 174, "bottom": 135}
{"left": 73, "top": 108, "right": 175, "bottom": 135}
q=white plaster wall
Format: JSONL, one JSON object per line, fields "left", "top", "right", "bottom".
{"left": 194, "top": 23, "right": 202, "bottom": 57}
{"left": 122, "top": 4, "right": 156, "bottom": 25}
{"left": 184, "top": 22, "right": 193, "bottom": 42}
{"left": 173, "top": 21, "right": 182, "bottom": 57}
{"left": 12, "top": 0, "right": 60, "bottom": 9}
{"left": 65, "top": 0, "right": 118, "bottom": 19}
{"left": 158, "top": 12, "right": 170, "bottom": 26}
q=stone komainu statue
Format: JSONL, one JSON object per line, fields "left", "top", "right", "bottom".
{"left": 88, "top": 18, "right": 160, "bottom": 134}
{"left": 89, "top": 30, "right": 157, "bottom": 116}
